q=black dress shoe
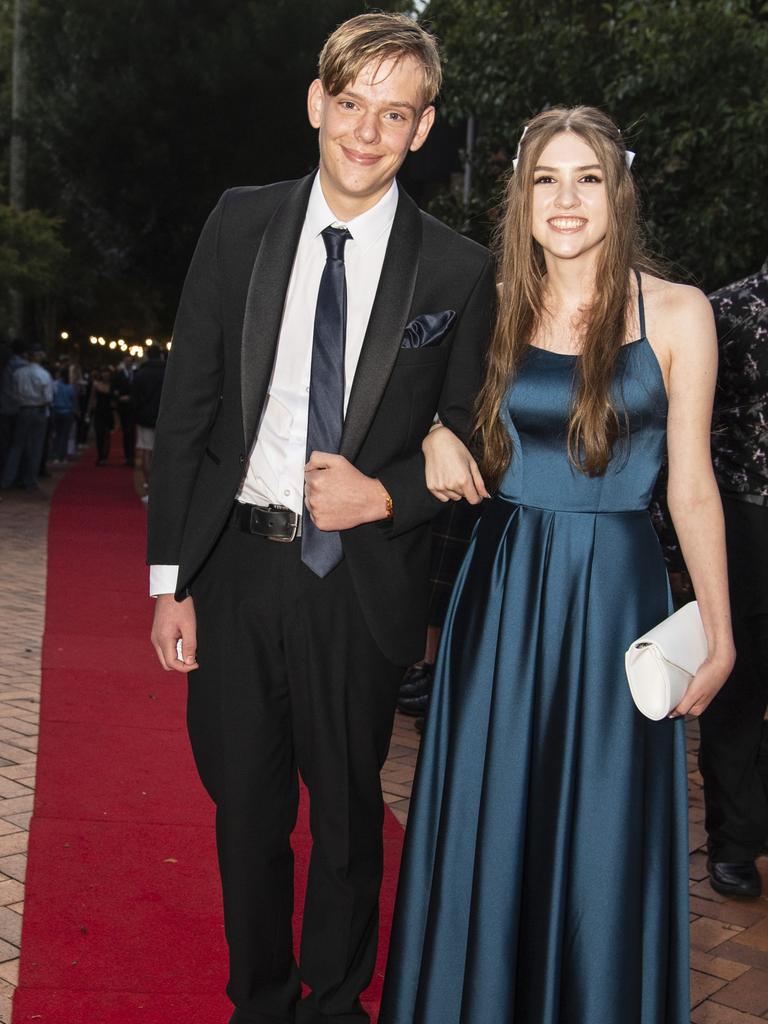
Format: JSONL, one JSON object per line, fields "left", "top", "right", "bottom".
{"left": 397, "top": 662, "right": 433, "bottom": 716}
{"left": 708, "top": 859, "right": 761, "bottom": 898}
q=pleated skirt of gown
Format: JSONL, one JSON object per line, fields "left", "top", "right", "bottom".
{"left": 380, "top": 496, "right": 690, "bottom": 1024}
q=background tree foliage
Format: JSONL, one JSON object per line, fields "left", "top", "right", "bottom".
{"left": 17, "top": 0, "right": 406, "bottom": 340}
{"left": 0, "top": 204, "right": 66, "bottom": 320}
{"left": 423, "top": 0, "right": 768, "bottom": 291}
{"left": 0, "top": 0, "right": 11, "bottom": 191}
{"left": 2, "top": 0, "right": 766, "bottom": 343}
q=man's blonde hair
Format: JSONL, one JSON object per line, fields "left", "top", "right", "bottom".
{"left": 318, "top": 13, "right": 442, "bottom": 109}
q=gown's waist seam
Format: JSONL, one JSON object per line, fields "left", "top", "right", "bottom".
{"left": 495, "top": 497, "right": 649, "bottom": 516}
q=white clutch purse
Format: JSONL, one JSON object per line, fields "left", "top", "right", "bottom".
{"left": 624, "top": 601, "right": 708, "bottom": 720}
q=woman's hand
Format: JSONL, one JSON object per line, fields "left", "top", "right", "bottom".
{"left": 670, "top": 650, "right": 735, "bottom": 718}
{"left": 422, "top": 425, "right": 490, "bottom": 504}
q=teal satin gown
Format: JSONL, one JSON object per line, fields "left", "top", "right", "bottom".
{"left": 380, "top": 288, "right": 690, "bottom": 1024}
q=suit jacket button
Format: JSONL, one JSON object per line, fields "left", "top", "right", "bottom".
{"left": 239, "top": 454, "right": 245, "bottom": 464}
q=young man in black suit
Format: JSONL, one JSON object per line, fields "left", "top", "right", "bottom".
{"left": 148, "top": 13, "right": 494, "bottom": 1023}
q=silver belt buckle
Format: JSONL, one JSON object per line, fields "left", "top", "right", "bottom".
{"left": 265, "top": 504, "right": 299, "bottom": 542}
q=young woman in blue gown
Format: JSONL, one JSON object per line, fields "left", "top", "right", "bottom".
{"left": 380, "top": 106, "right": 735, "bottom": 1024}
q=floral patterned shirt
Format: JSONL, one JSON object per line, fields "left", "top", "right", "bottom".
{"left": 710, "top": 265, "right": 768, "bottom": 498}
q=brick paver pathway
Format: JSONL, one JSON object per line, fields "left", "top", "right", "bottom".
{"left": 2, "top": 464, "right": 767, "bottom": 1022}
{"left": 0, "top": 471, "right": 64, "bottom": 1024}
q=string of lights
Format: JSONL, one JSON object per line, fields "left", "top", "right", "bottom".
{"left": 55, "top": 331, "right": 172, "bottom": 358}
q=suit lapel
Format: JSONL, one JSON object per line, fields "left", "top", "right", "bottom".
{"left": 340, "top": 188, "right": 422, "bottom": 461}
{"left": 240, "top": 172, "right": 315, "bottom": 449}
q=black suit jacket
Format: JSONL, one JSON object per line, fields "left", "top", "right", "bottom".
{"left": 148, "top": 172, "right": 495, "bottom": 665}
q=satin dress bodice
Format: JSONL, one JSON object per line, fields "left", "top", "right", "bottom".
{"left": 499, "top": 338, "right": 667, "bottom": 513}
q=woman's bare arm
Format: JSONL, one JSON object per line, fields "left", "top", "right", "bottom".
{"left": 659, "top": 283, "right": 735, "bottom": 717}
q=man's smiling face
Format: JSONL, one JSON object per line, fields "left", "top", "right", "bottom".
{"left": 307, "top": 56, "right": 435, "bottom": 220}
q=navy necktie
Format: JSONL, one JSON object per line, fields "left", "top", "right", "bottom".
{"left": 301, "top": 225, "right": 351, "bottom": 578}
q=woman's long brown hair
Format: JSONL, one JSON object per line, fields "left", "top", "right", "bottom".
{"left": 475, "top": 106, "right": 658, "bottom": 487}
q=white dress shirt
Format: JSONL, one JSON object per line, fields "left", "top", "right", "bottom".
{"left": 151, "top": 176, "right": 398, "bottom": 596}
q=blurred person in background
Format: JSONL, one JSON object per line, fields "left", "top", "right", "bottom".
{"left": 88, "top": 367, "right": 115, "bottom": 466}
{"left": 37, "top": 353, "right": 56, "bottom": 480}
{"left": 699, "top": 261, "right": 768, "bottom": 898}
{"left": 0, "top": 344, "right": 54, "bottom": 492}
{"left": 113, "top": 357, "right": 136, "bottom": 466}
{"left": 51, "top": 365, "right": 78, "bottom": 464}
{"left": 131, "top": 346, "right": 165, "bottom": 503}
{"left": 71, "top": 363, "right": 91, "bottom": 447}
{"left": 0, "top": 339, "right": 28, "bottom": 476}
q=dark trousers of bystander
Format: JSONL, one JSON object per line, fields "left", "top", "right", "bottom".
{"left": 39, "top": 416, "right": 52, "bottom": 477}
{"left": 76, "top": 393, "right": 90, "bottom": 445}
{"left": 699, "top": 494, "right": 768, "bottom": 861}
{"left": 117, "top": 407, "right": 135, "bottom": 465}
{"left": 0, "top": 406, "right": 48, "bottom": 490}
{"left": 52, "top": 413, "right": 75, "bottom": 462}
{"left": 0, "top": 413, "right": 16, "bottom": 476}
{"left": 94, "top": 415, "right": 112, "bottom": 464}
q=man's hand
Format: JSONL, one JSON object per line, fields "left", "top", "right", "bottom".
{"left": 304, "top": 452, "right": 389, "bottom": 531}
{"left": 151, "top": 593, "right": 199, "bottom": 673}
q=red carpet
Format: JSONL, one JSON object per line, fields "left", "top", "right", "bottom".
{"left": 13, "top": 450, "right": 404, "bottom": 1023}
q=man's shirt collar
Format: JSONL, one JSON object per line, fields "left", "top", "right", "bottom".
{"left": 305, "top": 174, "right": 398, "bottom": 255}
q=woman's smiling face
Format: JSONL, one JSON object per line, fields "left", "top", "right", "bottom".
{"left": 530, "top": 131, "right": 609, "bottom": 263}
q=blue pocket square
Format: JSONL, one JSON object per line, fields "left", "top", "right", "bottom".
{"left": 400, "top": 310, "right": 457, "bottom": 349}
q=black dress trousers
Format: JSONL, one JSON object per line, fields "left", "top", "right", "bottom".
{"left": 188, "top": 520, "right": 403, "bottom": 1024}
{"left": 699, "top": 495, "right": 768, "bottom": 861}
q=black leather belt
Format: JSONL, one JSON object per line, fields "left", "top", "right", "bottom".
{"left": 231, "top": 502, "right": 301, "bottom": 541}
